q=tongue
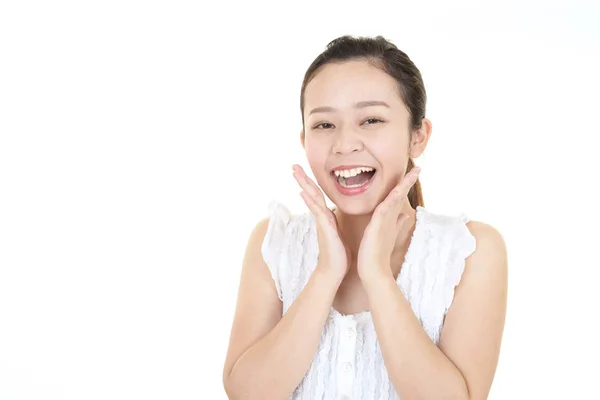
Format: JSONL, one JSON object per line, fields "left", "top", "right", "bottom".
{"left": 345, "top": 171, "right": 374, "bottom": 186}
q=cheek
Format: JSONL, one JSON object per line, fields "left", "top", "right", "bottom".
{"left": 369, "top": 141, "right": 408, "bottom": 182}
{"left": 303, "top": 146, "right": 331, "bottom": 184}
{"left": 304, "top": 142, "right": 327, "bottom": 167}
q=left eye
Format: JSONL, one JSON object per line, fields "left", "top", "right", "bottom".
{"left": 363, "top": 118, "right": 383, "bottom": 125}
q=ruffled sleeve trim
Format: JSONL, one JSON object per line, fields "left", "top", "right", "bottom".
{"left": 458, "top": 212, "right": 471, "bottom": 224}
{"left": 260, "top": 200, "right": 291, "bottom": 302}
{"left": 443, "top": 214, "right": 477, "bottom": 317}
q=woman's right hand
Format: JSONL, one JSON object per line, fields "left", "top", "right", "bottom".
{"left": 292, "top": 164, "right": 350, "bottom": 284}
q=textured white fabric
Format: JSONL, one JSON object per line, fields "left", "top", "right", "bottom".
{"left": 260, "top": 201, "right": 477, "bottom": 400}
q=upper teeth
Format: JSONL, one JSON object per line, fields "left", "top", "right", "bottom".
{"left": 334, "top": 167, "right": 374, "bottom": 178}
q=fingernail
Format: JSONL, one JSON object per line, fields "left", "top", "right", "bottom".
{"left": 410, "top": 171, "right": 419, "bottom": 183}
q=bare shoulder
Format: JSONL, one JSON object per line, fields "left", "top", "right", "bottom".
{"left": 246, "top": 217, "right": 271, "bottom": 265}
{"left": 444, "top": 218, "right": 509, "bottom": 320}
{"left": 437, "top": 218, "right": 508, "bottom": 399}
{"left": 239, "top": 214, "right": 282, "bottom": 300}
{"left": 464, "top": 219, "right": 508, "bottom": 273}
{"left": 222, "top": 216, "right": 283, "bottom": 382}
{"left": 465, "top": 219, "right": 505, "bottom": 243}
{"left": 458, "top": 219, "right": 508, "bottom": 297}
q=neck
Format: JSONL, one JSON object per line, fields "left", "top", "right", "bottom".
{"left": 333, "top": 197, "right": 418, "bottom": 275}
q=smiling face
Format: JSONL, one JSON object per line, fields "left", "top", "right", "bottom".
{"left": 301, "top": 59, "right": 428, "bottom": 215}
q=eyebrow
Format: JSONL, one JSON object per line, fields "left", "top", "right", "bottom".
{"left": 308, "top": 100, "right": 391, "bottom": 116}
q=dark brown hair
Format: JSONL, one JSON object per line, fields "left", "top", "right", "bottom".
{"left": 299, "top": 35, "right": 426, "bottom": 208}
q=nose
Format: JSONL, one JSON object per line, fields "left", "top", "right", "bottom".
{"left": 332, "top": 127, "right": 363, "bottom": 155}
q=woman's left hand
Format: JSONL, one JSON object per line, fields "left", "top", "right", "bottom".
{"left": 357, "top": 166, "right": 421, "bottom": 286}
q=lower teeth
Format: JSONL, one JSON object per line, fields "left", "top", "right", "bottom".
{"left": 339, "top": 176, "right": 371, "bottom": 188}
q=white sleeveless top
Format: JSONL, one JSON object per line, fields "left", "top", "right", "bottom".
{"left": 261, "top": 201, "right": 477, "bottom": 400}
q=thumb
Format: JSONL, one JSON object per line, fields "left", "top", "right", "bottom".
{"left": 396, "top": 212, "right": 409, "bottom": 227}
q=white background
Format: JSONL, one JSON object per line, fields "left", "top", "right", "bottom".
{"left": 1, "top": 0, "right": 599, "bottom": 399}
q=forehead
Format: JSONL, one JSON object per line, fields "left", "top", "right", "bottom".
{"left": 304, "top": 60, "right": 404, "bottom": 112}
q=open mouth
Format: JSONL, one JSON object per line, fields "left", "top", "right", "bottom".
{"left": 331, "top": 167, "right": 377, "bottom": 189}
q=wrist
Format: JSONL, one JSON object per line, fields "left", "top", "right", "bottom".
{"left": 314, "top": 265, "right": 345, "bottom": 288}
{"left": 360, "top": 267, "right": 394, "bottom": 290}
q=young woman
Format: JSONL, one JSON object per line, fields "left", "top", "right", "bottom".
{"left": 222, "top": 35, "right": 508, "bottom": 400}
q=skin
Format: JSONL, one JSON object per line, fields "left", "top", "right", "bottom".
{"left": 222, "top": 59, "right": 508, "bottom": 400}
{"left": 299, "top": 60, "right": 431, "bottom": 312}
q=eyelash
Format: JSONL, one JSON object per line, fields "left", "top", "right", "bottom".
{"left": 312, "top": 118, "right": 384, "bottom": 130}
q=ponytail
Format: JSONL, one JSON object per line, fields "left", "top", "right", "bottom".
{"left": 407, "top": 158, "right": 424, "bottom": 208}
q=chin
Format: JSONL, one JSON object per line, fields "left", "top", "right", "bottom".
{"left": 332, "top": 200, "right": 377, "bottom": 216}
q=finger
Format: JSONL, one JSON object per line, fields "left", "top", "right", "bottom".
{"left": 397, "top": 212, "right": 409, "bottom": 225}
{"left": 293, "top": 165, "right": 329, "bottom": 209}
{"left": 293, "top": 170, "right": 327, "bottom": 212}
{"left": 293, "top": 165, "right": 327, "bottom": 205}
{"left": 399, "top": 166, "right": 421, "bottom": 193}
{"left": 378, "top": 167, "right": 421, "bottom": 216}
{"left": 300, "top": 190, "right": 335, "bottom": 229}
{"left": 390, "top": 166, "right": 421, "bottom": 204}
{"left": 376, "top": 191, "right": 406, "bottom": 219}
{"left": 395, "top": 213, "right": 410, "bottom": 233}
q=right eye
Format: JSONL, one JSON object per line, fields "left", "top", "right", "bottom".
{"left": 313, "top": 122, "right": 335, "bottom": 130}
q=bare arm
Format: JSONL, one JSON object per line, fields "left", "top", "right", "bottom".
{"left": 364, "top": 221, "right": 508, "bottom": 399}
{"left": 222, "top": 217, "right": 342, "bottom": 400}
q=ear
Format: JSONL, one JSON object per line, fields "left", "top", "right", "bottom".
{"left": 409, "top": 117, "right": 432, "bottom": 158}
{"left": 300, "top": 129, "right": 305, "bottom": 149}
